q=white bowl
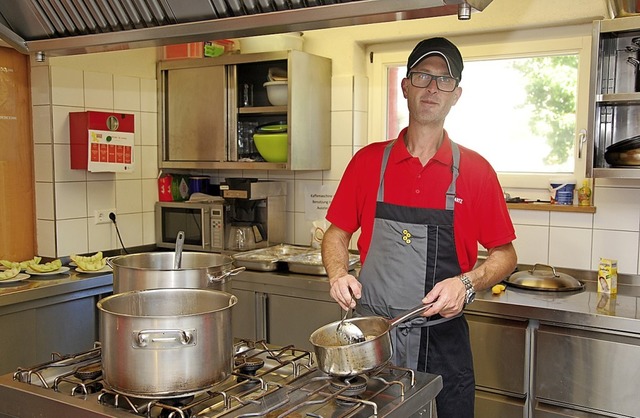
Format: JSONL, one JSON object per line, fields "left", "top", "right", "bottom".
{"left": 263, "top": 81, "right": 288, "bottom": 106}
{"left": 239, "top": 33, "right": 303, "bottom": 54}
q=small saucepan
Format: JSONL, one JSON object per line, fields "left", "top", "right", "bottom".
{"left": 309, "top": 304, "right": 430, "bottom": 377}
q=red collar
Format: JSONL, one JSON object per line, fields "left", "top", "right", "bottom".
{"left": 390, "top": 128, "right": 453, "bottom": 166}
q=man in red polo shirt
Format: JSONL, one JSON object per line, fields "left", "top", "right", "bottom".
{"left": 322, "top": 37, "right": 517, "bottom": 418}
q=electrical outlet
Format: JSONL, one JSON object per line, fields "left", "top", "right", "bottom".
{"left": 94, "top": 209, "right": 116, "bottom": 225}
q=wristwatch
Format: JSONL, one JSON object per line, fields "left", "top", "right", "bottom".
{"left": 459, "top": 274, "right": 476, "bottom": 304}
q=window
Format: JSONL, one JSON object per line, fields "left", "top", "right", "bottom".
{"left": 368, "top": 31, "right": 593, "bottom": 190}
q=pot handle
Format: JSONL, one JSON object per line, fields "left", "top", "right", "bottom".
{"left": 529, "top": 263, "right": 560, "bottom": 277}
{"left": 134, "top": 329, "right": 196, "bottom": 349}
{"left": 207, "top": 266, "right": 246, "bottom": 285}
{"left": 388, "top": 303, "right": 434, "bottom": 328}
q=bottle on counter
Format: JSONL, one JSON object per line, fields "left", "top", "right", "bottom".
{"left": 577, "top": 179, "right": 592, "bottom": 206}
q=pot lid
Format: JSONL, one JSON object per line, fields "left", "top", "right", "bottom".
{"left": 605, "top": 134, "right": 640, "bottom": 153}
{"left": 505, "top": 264, "right": 584, "bottom": 292}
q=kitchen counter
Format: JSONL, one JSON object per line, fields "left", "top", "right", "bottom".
{"left": 232, "top": 266, "right": 640, "bottom": 335}
{"left": 468, "top": 267, "right": 640, "bottom": 335}
{"left": 2, "top": 262, "right": 638, "bottom": 335}
{"left": 0, "top": 269, "right": 113, "bottom": 307}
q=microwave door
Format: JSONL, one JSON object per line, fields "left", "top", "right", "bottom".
{"left": 162, "top": 206, "right": 207, "bottom": 251}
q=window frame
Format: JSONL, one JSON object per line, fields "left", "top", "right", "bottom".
{"left": 367, "top": 28, "right": 593, "bottom": 190}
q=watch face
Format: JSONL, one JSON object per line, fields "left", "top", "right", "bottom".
{"left": 466, "top": 290, "right": 475, "bottom": 304}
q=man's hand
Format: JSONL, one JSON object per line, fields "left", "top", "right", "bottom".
{"left": 422, "top": 276, "right": 467, "bottom": 318}
{"left": 329, "top": 274, "right": 362, "bottom": 310}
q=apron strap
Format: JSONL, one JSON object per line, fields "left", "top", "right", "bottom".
{"left": 377, "top": 140, "right": 396, "bottom": 202}
{"left": 445, "top": 141, "right": 460, "bottom": 211}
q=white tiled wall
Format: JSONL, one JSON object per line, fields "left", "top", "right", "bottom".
{"left": 31, "top": 60, "right": 158, "bottom": 257}
{"left": 511, "top": 186, "right": 640, "bottom": 274}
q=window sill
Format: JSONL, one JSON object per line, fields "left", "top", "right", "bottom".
{"left": 506, "top": 203, "right": 596, "bottom": 213}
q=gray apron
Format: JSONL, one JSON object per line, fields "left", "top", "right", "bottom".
{"left": 356, "top": 140, "right": 475, "bottom": 418}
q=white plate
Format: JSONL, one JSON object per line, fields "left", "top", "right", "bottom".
{"left": 0, "top": 273, "right": 30, "bottom": 283}
{"left": 25, "top": 266, "right": 71, "bottom": 276}
{"left": 75, "top": 266, "right": 112, "bottom": 274}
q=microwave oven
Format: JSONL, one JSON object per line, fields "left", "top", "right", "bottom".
{"left": 155, "top": 201, "right": 226, "bottom": 252}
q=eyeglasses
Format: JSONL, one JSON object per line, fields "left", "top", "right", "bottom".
{"left": 407, "top": 71, "right": 459, "bottom": 92}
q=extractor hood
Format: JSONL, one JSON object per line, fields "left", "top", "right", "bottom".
{"left": 0, "top": 0, "right": 493, "bottom": 58}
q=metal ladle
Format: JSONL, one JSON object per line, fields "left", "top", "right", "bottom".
{"left": 335, "top": 290, "right": 365, "bottom": 345}
{"left": 173, "top": 231, "right": 185, "bottom": 270}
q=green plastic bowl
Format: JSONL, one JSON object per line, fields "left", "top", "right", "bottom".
{"left": 253, "top": 132, "right": 288, "bottom": 162}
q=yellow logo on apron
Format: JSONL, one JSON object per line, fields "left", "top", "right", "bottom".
{"left": 402, "top": 229, "right": 412, "bottom": 244}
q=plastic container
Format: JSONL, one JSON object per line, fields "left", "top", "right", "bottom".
{"left": 263, "top": 81, "right": 288, "bottom": 106}
{"left": 549, "top": 178, "right": 576, "bottom": 205}
{"left": 253, "top": 124, "right": 288, "bottom": 163}
{"left": 239, "top": 33, "right": 303, "bottom": 54}
{"left": 189, "top": 176, "right": 210, "bottom": 194}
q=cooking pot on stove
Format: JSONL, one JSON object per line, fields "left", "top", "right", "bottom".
{"left": 505, "top": 263, "right": 584, "bottom": 291}
{"left": 97, "top": 288, "right": 237, "bottom": 398}
{"left": 309, "top": 304, "right": 430, "bottom": 377}
{"left": 108, "top": 252, "right": 245, "bottom": 294}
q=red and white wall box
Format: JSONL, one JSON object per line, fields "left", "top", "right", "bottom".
{"left": 70, "top": 111, "right": 135, "bottom": 172}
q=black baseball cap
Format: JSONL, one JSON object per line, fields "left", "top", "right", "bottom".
{"left": 406, "top": 37, "right": 464, "bottom": 80}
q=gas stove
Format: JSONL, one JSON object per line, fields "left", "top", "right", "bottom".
{"left": 0, "top": 340, "right": 442, "bottom": 418}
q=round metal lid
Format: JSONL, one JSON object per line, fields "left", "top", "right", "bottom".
{"left": 505, "top": 264, "right": 584, "bottom": 292}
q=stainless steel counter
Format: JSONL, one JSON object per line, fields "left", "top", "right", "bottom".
{"left": 0, "top": 269, "right": 113, "bottom": 308}
{"left": 468, "top": 268, "right": 640, "bottom": 335}
{"left": 233, "top": 266, "right": 640, "bottom": 335}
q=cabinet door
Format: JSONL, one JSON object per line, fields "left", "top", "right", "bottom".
{"left": 535, "top": 324, "right": 640, "bottom": 417}
{"left": 475, "top": 390, "right": 526, "bottom": 418}
{"left": 36, "top": 297, "right": 98, "bottom": 361}
{"left": 267, "top": 294, "right": 341, "bottom": 351}
{"left": 467, "top": 313, "right": 528, "bottom": 395}
{"left": 0, "top": 310, "right": 36, "bottom": 375}
{"left": 162, "top": 65, "right": 226, "bottom": 163}
{"left": 232, "top": 288, "right": 258, "bottom": 341}
{"left": 533, "top": 400, "right": 610, "bottom": 418}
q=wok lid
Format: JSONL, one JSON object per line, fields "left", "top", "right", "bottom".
{"left": 505, "top": 264, "right": 584, "bottom": 292}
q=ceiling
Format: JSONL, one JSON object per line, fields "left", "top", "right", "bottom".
{"left": 0, "top": 0, "right": 493, "bottom": 57}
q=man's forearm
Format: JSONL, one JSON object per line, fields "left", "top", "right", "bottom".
{"left": 321, "top": 225, "right": 353, "bottom": 283}
{"left": 466, "top": 243, "right": 517, "bottom": 291}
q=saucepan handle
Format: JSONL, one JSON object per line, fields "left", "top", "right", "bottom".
{"left": 133, "top": 329, "right": 196, "bottom": 349}
{"left": 207, "top": 267, "right": 246, "bottom": 285}
{"left": 388, "top": 303, "right": 434, "bottom": 328}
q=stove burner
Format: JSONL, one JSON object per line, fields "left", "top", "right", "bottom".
{"left": 330, "top": 375, "right": 368, "bottom": 399}
{"left": 73, "top": 363, "right": 102, "bottom": 381}
{"left": 235, "top": 354, "right": 265, "bottom": 383}
{"left": 157, "top": 395, "right": 195, "bottom": 418}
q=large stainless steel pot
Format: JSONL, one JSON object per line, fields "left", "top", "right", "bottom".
{"left": 107, "top": 252, "right": 245, "bottom": 293}
{"left": 97, "top": 288, "right": 237, "bottom": 398}
{"left": 309, "top": 304, "right": 429, "bottom": 377}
